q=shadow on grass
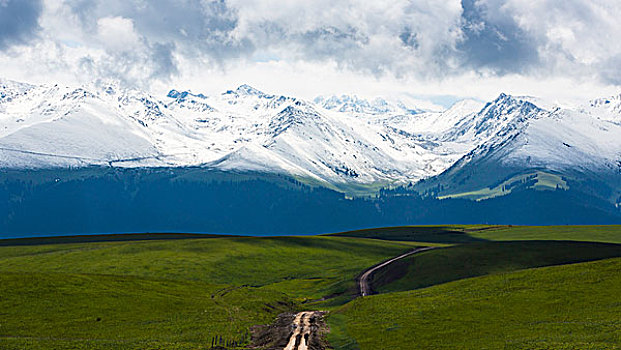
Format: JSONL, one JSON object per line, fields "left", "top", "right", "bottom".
{"left": 331, "top": 226, "right": 496, "bottom": 244}
{"left": 370, "top": 240, "right": 621, "bottom": 294}
{"left": 0, "top": 233, "right": 234, "bottom": 246}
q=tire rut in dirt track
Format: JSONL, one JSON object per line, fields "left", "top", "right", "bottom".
{"left": 252, "top": 311, "right": 327, "bottom": 350}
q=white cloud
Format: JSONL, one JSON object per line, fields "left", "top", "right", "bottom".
{"left": 96, "top": 16, "right": 141, "bottom": 52}
{"left": 0, "top": 0, "right": 620, "bottom": 102}
{"left": 501, "top": 0, "right": 621, "bottom": 81}
{"left": 228, "top": 0, "right": 464, "bottom": 77}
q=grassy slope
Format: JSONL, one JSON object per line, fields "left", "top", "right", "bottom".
{"left": 334, "top": 225, "right": 621, "bottom": 244}
{"left": 370, "top": 241, "right": 621, "bottom": 293}
{"left": 330, "top": 257, "right": 621, "bottom": 350}
{"left": 0, "top": 235, "right": 420, "bottom": 349}
{"left": 0, "top": 236, "right": 421, "bottom": 299}
{"left": 0, "top": 272, "right": 287, "bottom": 349}
{"left": 0, "top": 233, "right": 230, "bottom": 246}
{"left": 470, "top": 225, "right": 621, "bottom": 243}
{"left": 2, "top": 226, "right": 620, "bottom": 348}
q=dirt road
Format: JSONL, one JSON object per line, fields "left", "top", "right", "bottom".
{"left": 283, "top": 311, "right": 324, "bottom": 350}
{"left": 358, "top": 246, "right": 438, "bottom": 296}
{"left": 254, "top": 247, "right": 438, "bottom": 349}
{"left": 251, "top": 310, "right": 327, "bottom": 350}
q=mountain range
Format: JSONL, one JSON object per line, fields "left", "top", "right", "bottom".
{"left": 0, "top": 80, "right": 477, "bottom": 186}
{"left": 1, "top": 79, "right": 620, "bottom": 235}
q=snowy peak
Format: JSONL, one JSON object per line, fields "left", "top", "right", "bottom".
{"left": 60, "top": 88, "right": 99, "bottom": 102}
{"left": 472, "top": 93, "right": 545, "bottom": 135}
{"left": 167, "top": 89, "right": 207, "bottom": 100}
{"left": 434, "top": 93, "right": 544, "bottom": 144}
{"left": 586, "top": 94, "right": 621, "bottom": 123}
{"left": 454, "top": 92, "right": 621, "bottom": 174}
{"left": 314, "top": 95, "right": 423, "bottom": 115}
{"left": 0, "top": 79, "right": 36, "bottom": 104}
{"left": 166, "top": 89, "right": 215, "bottom": 113}
{"left": 268, "top": 104, "right": 322, "bottom": 138}
{"left": 1, "top": 78, "right": 620, "bottom": 195}
{"left": 589, "top": 93, "right": 621, "bottom": 111}
{"left": 223, "top": 84, "right": 271, "bottom": 98}
{"left": 236, "top": 84, "right": 265, "bottom": 96}
{"left": 483, "top": 93, "right": 544, "bottom": 116}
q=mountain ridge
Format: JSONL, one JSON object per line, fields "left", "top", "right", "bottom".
{"left": 1, "top": 79, "right": 620, "bottom": 203}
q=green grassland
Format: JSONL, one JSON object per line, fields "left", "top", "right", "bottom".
{"left": 334, "top": 225, "right": 621, "bottom": 244}
{"left": 469, "top": 225, "right": 621, "bottom": 243}
{"left": 0, "top": 236, "right": 423, "bottom": 300}
{"left": 370, "top": 240, "right": 621, "bottom": 293}
{"left": 1, "top": 225, "right": 620, "bottom": 349}
{"left": 329, "top": 257, "right": 621, "bottom": 349}
{"left": 0, "top": 235, "right": 420, "bottom": 349}
{"left": 0, "top": 272, "right": 289, "bottom": 349}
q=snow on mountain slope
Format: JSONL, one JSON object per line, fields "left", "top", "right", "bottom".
{"left": 314, "top": 94, "right": 425, "bottom": 115}
{"left": 383, "top": 99, "right": 484, "bottom": 138}
{"left": 417, "top": 93, "right": 621, "bottom": 202}
{"left": 0, "top": 78, "right": 620, "bottom": 195}
{"left": 0, "top": 80, "right": 481, "bottom": 186}
{"left": 453, "top": 94, "right": 621, "bottom": 172}
{"left": 583, "top": 94, "right": 621, "bottom": 124}
{"left": 506, "top": 109, "right": 621, "bottom": 171}
{"left": 209, "top": 97, "right": 453, "bottom": 183}
{"left": 0, "top": 79, "right": 34, "bottom": 105}
{"left": 0, "top": 83, "right": 160, "bottom": 167}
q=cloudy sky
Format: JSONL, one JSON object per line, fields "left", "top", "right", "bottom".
{"left": 1, "top": 0, "right": 620, "bottom": 105}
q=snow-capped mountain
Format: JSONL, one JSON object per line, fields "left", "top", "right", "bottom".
{"left": 583, "top": 94, "right": 621, "bottom": 124}
{"left": 0, "top": 80, "right": 472, "bottom": 186}
{"left": 1, "top": 79, "right": 620, "bottom": 200}
{"left": 462, "top": 94, "right": 620, "bottom": 172}
{"left": 314, "top": 95, "right": 425, "bottom": 115}
{"left": 416, "top": 94, "right": 621, "bottom": 204}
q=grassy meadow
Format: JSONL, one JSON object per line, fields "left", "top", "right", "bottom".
{"left": 329, "top": 257, "right": 621, "bottom": 349}
{"left": 369, "top": 240, "right": 621, "bottom": 293}
{"left": 0, "top": 235, "right": 421, "bottom": 349}
{"left": 0, "top": 272, "right": 287, "bottom": 349}
{"left": 334, "top": 224, "right": 621, "bottom": 244}
{"left": 1, "top": 225, "right": 620, "bottom": 349}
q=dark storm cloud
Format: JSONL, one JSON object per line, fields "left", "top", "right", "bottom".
{"left": 149, "top": 42, "right": 178, "bottom": 80}
{"left": 458, "top": 0, "right": 539, "bottom": 73}
{"left": 67, "top": 0, "right": 252, "bottom": 60}
{"left": 1, "top": 0, "right": 619, "bottom": 93}
{"left": 399, "top": 29, "right": 419, "bottom": 50}
{"left": 299, "top": 26, "right": 369, "bottom": 58}
{"left": 61, "top": 0, "right": 254, "bottom": 83}
{"left": 51, "top": 0, "right": 547, "bottom": 79}
{"left": 0, "top": 0, "right": 43, "bottom": 50}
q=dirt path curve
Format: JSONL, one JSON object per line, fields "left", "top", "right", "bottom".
{"left": 276, "top": 247, "right": 438, "bottom": 349}
{"left": 358, "top": 246, "right": 438, "bottom": 296}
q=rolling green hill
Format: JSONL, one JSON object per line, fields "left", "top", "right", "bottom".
{"left": 334, "top": 225, "right": 621, "bottom": 244}
{"left": 329, "top": 257, "right": 621, "bottom": 349}
{"left": 0, "top": 236, "right": 426, "bottom": 300}
{"left": 1, "top": 226, "right": 620, "bottom": 349}
{"left": 369, "top": 241, "right": 621, "bottom": 294}
{"left": 0, "top": 272, "right": 289, "bottom": 349}
{"left": 0, "top": 235, "right": 421, "bottom": 349}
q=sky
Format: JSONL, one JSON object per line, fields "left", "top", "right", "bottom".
{"left": 0, "top": 0, "right": 620, "bottom": 106}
